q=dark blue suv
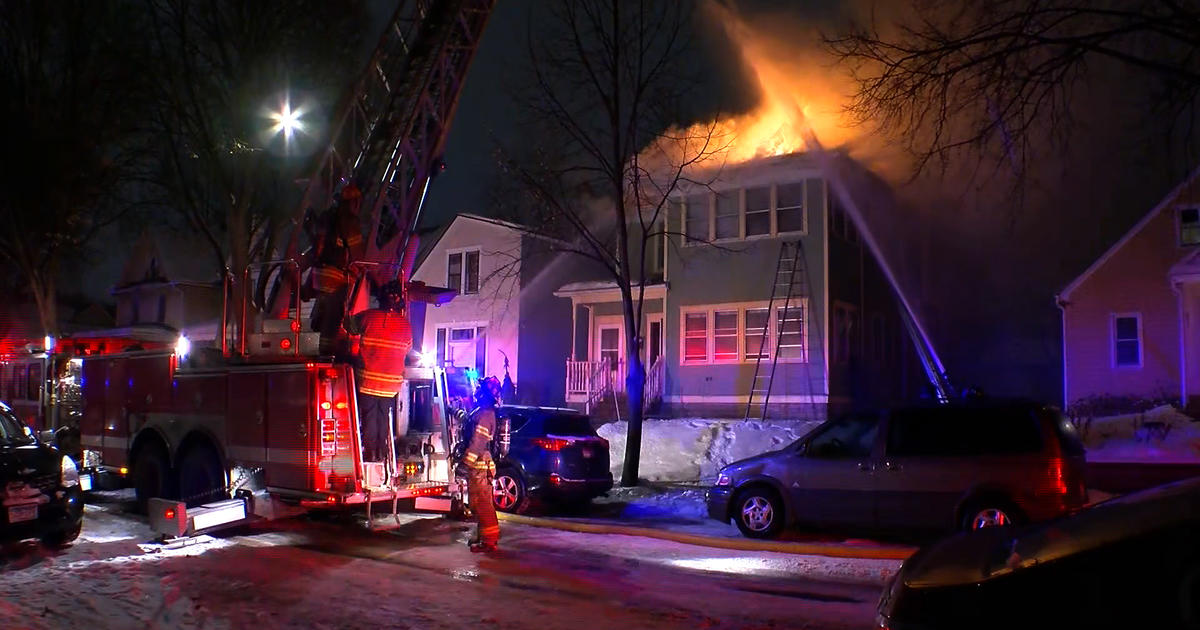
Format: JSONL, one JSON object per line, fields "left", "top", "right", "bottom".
{"left": 492, "top": 406, "right": 613, "bottom": 513}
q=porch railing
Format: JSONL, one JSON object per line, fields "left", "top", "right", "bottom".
{"left": 565, "top": 356, "right": 664, "bottom": 415}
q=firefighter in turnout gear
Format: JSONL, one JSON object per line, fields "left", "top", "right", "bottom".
{"left": 461, "top": 376, "right": 502, "bottom": 552}
{"left": 310, "top": 183, "right": 366, "bottom": 353}
{"left": 349, "top": 280, "right": 411, "bottom": 463}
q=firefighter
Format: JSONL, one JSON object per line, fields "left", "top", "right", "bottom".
{"left": 459, "top": 376, "right": 502, "bottom": 553}
{"left": 350, "top": 279, "right": 411, "bottom": 463}
{"left": 311, "top": 183, "right": 366, "bottom": 353}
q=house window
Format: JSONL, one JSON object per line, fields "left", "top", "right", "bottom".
{"left": 1181, "top": 208, "right": 1200, "bottom": 246}
{"left": 678, "top": 181, "right": 812, "bottom": 245}
{"left": 436, "top": 328, "right": 447, "bottom": 366}
{"left": 776, "top": 182, "right": 805, "bottom": 234}
{"left": 745, "top": 187, "right": 771, "bottom": 237}
{"left": 599, "top": 327, "right": 621, "bottom": 369}
{"left": 680, "top": 301, "right": 809, "bottom": 365}
{"left": 744, "top": 308, "right": 770, "bottom": 359}
{"left": 713, "top": 311, "right": 739, "bottom": 360}
{"left": 1113, "top": 314, "right": 1142, "bottom": 367}
{"left": 447, "top": 250, "right": 480, "bottom": 295}
{"left": 683, "top": 312, "right": 708, "bottom": 362}
{"left": 715, "top": 191, "right": 739, "bottom": 240}
{"left": 776, "top": 305, "right": 806, "bottom": 360}
{"left": 685, "top": 194, "right": 710, "bottom": 243}
{"left": 439, "top": 325, "right": 484, "bottom": 370}
{"left": 648, "top": 219, "right": 665, "bottom": 275}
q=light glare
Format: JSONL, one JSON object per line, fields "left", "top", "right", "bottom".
{"left": 270, "top": 100, "right": 304, "bottom": 141}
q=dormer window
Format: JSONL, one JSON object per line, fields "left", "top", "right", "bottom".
{"left": 1181, "top": 207, "right": 1200, "bottom": 246}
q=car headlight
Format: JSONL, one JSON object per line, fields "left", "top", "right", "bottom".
{"left": 715, "top": 472, "right": 732, "bottom": 486}
{"left": 61, "top": 455, "right": 80, "bottom": 488}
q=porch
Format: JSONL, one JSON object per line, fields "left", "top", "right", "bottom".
{"left": 565, "top": 356, "right": 664, "bottom": 416}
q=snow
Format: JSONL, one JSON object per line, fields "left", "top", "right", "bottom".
{"left": 1081, "top": 405, "right": 1200, "bottom": 464}
{"left": 598, "top": 418, "right": 822, "bottom": 483}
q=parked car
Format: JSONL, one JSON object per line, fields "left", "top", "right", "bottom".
{"left": 707, "top": 398, "right": 1088, "bottom": 538}
{"left": 0, "top": 401, "right": 84, "bottom": 547}
{"left": 877, "top": 476, "right": 1200, "bottom": 630}
{"left": 490, "top": 405, "right": 613, "bottom": 514}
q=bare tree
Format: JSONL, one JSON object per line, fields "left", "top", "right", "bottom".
{"left": 144, "top": 0, "right": 368, "bottom": 308}
{"left": 825, "top": 0, "right": 1200, "bottom": 177}
{"left": 0, "top": 1, "right": 150, "bottom": 336}
{"left": 501, "top": 1, "right": 728, "bottom": 485}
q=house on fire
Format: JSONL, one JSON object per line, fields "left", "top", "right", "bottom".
{"left": 1057, "top": 167, "right": 1200, "bottom": 409}
{"left": 555, "top": 152, "right": 923, "bottom": 420}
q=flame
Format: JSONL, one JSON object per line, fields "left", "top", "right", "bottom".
{"left": 661, "top": 5, "right": 859, "bottom": 168}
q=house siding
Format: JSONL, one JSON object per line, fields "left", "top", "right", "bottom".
{"left": 662, "top": 174, "right": 828, "bottom": 419}
{"left": 517, "top": 239, "right": 574, "bottom": 406}
{"left": 1062, "top": 203, "right": 1187, "bottom": 405}
{"left": 412, "top": 216, "right": 522, "bottom": 380}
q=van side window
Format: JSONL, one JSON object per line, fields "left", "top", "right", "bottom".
{"left": 887, "top": 406, "right": 1042, "bottom": 457}
{"left": 808, "top": 412, "right": 879, "bottom": 459}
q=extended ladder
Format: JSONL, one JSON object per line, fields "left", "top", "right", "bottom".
{"left": 744, "top": 241, "right": 824, "bottom": 421}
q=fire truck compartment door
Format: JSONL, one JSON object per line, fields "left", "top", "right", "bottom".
{"left": 227, "top": 373, "right": 267, "bottom": 466}
{"left": 265, "top": 370, "right": 316, "bottom": 491}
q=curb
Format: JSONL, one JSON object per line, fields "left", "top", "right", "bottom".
{"left": 497, "top": 512, "right": 916, "bottom": 560}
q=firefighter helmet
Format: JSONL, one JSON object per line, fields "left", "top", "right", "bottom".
{"left": 475, "top": 376, "right": 502, "bottom": 407}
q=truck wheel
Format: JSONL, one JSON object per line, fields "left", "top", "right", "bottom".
{"left": 132, "top": 444, "right": 174, "bottom": 513}
{"left": 178, "top": 445, "right": 228, "bottom": 507}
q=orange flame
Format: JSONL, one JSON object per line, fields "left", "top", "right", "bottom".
{"left": 664, "top": 5, "right": 859, "bottom": 168}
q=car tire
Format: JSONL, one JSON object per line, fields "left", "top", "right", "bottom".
{"left": 42, "top": 518, "right": 82, "bottom": 549}
{"left": 492, "top": 467, "right": 531, "bottom": 514}
{"left": 960, "top": 498, "right": 1024, "bottom": 531}
{"left": 132, "top": 443, "right": 175, "bottom": 513}
{"left": 733, "top": 486, "right": 785, "bottom": 539}
{"left": 177, "top": 444, "right": 228, "bottom": 508}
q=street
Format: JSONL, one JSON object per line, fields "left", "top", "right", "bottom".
{"left": 0, "top": 499, "right": 896, "bottom": 630}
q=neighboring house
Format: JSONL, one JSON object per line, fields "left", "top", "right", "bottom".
{"left": 555, "top": 152, "right": 919, "bottom": 420}
{"left": 1057, "top": 167, "right": 1200, "bottom": 409}
{"left": 411, "top": 214, "right": 574, "bottom": 405}
{"left": 105, "top": 230, "right": 223, "bottom": 342}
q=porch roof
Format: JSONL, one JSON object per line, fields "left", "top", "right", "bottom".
{"left": 553, "top": 280, "right": 667, "bottom": 304}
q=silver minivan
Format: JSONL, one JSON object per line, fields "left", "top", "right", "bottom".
{"left": 705, "top": 399, "right": 1088, "bottom": 538}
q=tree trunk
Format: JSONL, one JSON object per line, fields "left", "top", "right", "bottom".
{"left": 619, "top": 298, "right": 644, "bottom": 486}
{"left": 30, "top": 273, "right": 58, "bottom": 339}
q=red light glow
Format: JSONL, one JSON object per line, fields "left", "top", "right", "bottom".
{"left": 164, "top": 508, "right": 176, "bottom": 520}
{"left": 532, "top": 437, "right": 570, "bottom": 451}
{"left": 290, "top": 320, "right": 301, "bottom": 333}
{"left": 321, "top": 401, "right": 332, "bottom": 411}
{"left": 335, "top": 401, "right": 348, "bottom": 410}
{"left": 280, "top": 338, "right": 292, "bottom": 351}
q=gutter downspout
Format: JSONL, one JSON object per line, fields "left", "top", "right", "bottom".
{"left": 1055, "top": 294, "right": 1069, "bottom": 410}
{"left": 1171, "top": 280, "right": 1187, "bottom": 408}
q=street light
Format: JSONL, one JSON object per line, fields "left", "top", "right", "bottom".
{"left": 270, "top": 98, "right": 303, "bottom": 142}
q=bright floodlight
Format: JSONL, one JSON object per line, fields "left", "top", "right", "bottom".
{"left": 270, "top": 100, "right": 303, "bottom": 141}
{"left": 175, "top": 334, "right": 191, "bottom": 359}
{"left": 417, "top": 350, "right": 436, "bottom": 368}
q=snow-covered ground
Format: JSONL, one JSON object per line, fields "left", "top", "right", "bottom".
{"left": 1080, "top": 405, "right": 1200, "bottom": 464}
{"left": 598, "top": 418, "right": 821, "bottom": 484}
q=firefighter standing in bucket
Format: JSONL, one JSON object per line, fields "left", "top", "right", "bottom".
{"left": 459, "top": 376, "right": 502, "bottom": 553}
{"left": 349, "top": 280, "right": 411, "bottom": 463}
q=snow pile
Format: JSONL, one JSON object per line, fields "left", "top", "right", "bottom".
{"left": 1082, "top": 405, "right": 1200, "bottom": 464}
{"left": 598, "top": 418, "right": 822, "bottom": 483}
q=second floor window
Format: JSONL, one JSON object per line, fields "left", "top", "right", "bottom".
{"left": 447, "top": 249, "right": 480, "bottom": 295}
{"left": 681, "top": 179, "right": 815, "bottom": 244}
{"left": 1181, "top": 208, "right": 1200, "bottom": 246}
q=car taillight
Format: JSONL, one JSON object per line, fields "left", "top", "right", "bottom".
{"left": 1037, "top": 456, "right": 1069, "bottom": 498}
{"left": 533, "top": 437, "right": 570, "bottom": 451}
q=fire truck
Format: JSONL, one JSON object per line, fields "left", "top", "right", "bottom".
{"left": 73, "top": 0, "right": 495, "bottom": 536}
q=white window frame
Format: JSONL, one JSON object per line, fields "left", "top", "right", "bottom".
{"left": 446, "top": 247, "right": 481, "bottom": 295}
{"left": 1111, "top": 313, "right": 1143, "bottom": 369}
{"left": 1179, "top": 207, "right": 1200, "bottom": 247}
{"left": 436, "top": 322, "right": 488, "bottom": 371}
{"left": 679, "top": 180, "right": 813, "bottom": 246}
{"left": 678, "top": 299, "right": 810, "bottom": 365}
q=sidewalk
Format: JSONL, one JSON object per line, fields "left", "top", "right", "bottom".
{"left": 500, "top": 482, "right": 918, "bottom": 560}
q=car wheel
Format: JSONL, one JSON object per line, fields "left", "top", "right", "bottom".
{"left": 42, "top": 519, "right": 82, "bottom": 549}
{"left": 961, "top": 500, "right": 1023, "bottom": 531}
{"left": 132, "top": 443, "right": 174, "bottom": 513}
{"left": 733, "top": 486, "right": 785, "bottom": 539}
{"left": 178, "top": 445, "right": 228, "bottom": 508}
{"left": 492, "top": 467, "right": 530, "bottom": 514}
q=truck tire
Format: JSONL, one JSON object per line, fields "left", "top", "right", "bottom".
{"left": 132, "top": 444, "right": 174, "bottom": 513}
{"left": 42, "top": 518, "right": 83, "bottom": 548}
{"left": 178, "top": 444, "right": 228, "bottom": 507}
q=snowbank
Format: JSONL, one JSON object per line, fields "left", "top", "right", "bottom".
{"left": 1082, "top": 405, "right": 1200, "bottom": 464}
{"left": 598, "top": 418, "right": 822, "bottom": 483}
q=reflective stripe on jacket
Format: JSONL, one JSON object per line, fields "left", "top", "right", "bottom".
{"left": 356, "top": 309, "right": 412, "bottom": 397}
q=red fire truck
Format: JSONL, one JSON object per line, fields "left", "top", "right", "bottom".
{"left": 73, "top": 0, "right": 495, "bottom": 536}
